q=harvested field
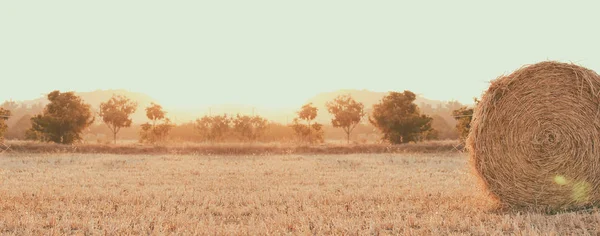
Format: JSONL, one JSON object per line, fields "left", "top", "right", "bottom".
{"left": 0, "top": 152, "right": 598, "bottom": 235}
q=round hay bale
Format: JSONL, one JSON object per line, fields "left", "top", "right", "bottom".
{"left": 468, "top": 61, "right": 600, "bottom": 210}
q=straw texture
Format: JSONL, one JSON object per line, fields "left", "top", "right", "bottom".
{"left": 468, "top": 61, "right": 600, "bottom": 210}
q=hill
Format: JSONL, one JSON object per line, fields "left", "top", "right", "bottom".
{"left": 304, "top": 89, "right": 457, "bottom": 123}
{"left": 2, "top": 89, "right": 464, "bottom": 126}
{"left": 13, "top": 89, "right": 159, "bottom": 124}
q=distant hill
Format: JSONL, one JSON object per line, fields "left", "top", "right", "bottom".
{"left": 16, "top": 89, "right": 159, "bottom": 124}
{"left": 304, "top": 89, "right": 453, "bottom": 123}
{"left": 4, "top": 89, "right": 461, "bottom": 125}
{"left": 18, "top": 89, "right": 156, "bottom": 107}
{"left": 307, "top": 89, "right": 446, "bottom": 109}
{"left": 5, "top": 90, "right": 297, "bottom": 125}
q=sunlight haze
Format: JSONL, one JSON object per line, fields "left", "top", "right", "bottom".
{"left": 2, "top": 1, "right": 599, "bottom": 108}
{"left": 5, "top": 3, "right": 600, "bottom": 233}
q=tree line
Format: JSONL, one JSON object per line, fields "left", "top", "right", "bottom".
{"left": 0, "top": 90, "right": 477, "bottom": 145}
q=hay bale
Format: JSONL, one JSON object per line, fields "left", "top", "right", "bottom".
{"left": 468, "top": 61, "right": 600, "bottom": 210}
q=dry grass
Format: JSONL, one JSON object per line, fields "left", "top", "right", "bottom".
{"left": 3, "top": 140, "right": 459, "bottom": 155}
{"left": 469, "top": 61, "right": 600, "bottom": 210}
{"left": 0, "top": 152, "right": 598, "bottom": 235}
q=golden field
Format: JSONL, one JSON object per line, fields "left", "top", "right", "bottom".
{"left": 0, "top": 152, "right": 598, "bottom": 235}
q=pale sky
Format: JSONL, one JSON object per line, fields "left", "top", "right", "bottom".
{"left": 2, "top": 1, "right": 600, "bottom": 108}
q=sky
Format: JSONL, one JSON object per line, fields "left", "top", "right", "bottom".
{"left": 2, "top": 1, "right": 600, "bottom": 109}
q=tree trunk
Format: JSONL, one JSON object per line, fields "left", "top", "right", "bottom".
{"left": 347, "top": 131, "right": 350, "bottom": 144}
{"left": 113, "top": 132, "right": 117, "bottom": 145}
{"left": 307, "top": 120, "right": 311, "bottom": 143}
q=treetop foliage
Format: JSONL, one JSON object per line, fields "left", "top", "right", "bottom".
{"left": 195, "top": 114, "right": 232, "bottom": 142}
{"left": 146, "top": 102, "right": 165, "bottom": 122}
{"left": 140, "top": 103, "right": 172, "bottom": 143}
{"left": 453, "top": 98, "right": 479, "bottom": 143}
{"left": 298, "top": 103, "right": 317, "bottom": 122}
{"left": 369, "top": 90, "right": 433, "bottom": 144}
{"left": 232, "top": 114, "right": 268, "bottom": 142}
{"left": 99, "top": 94, "right": 138, "bottom": 144}
{"left": 0, "top": 90, "right": 469, "bottom": 145}
{"left": 326, "top": 94, "right": 365, "bottom": 144}
{"left": 292, "top": 103, "right": 324, "bottom": 144}
{"left": 27, "top": 91, "right": 94, "bottom": 144}
{"left": 195, "top": 114, "right": 269, "bottom": 142}
{"left": 0, "top": 108, "right": 11, "bottom": 140}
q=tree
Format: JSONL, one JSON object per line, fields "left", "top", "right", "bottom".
{"left": 232, "top": 114, "right": 268, "bottom": 142}
{"left": 453, "top": 98, "right": 479, "bottom": 143}
{"left": 291, "top": 118, "right": 324, "bottom": 144}
{"left": 291, "top": 103, "right": 324, "bottom": 144}
{"left": 250, "top": 115, "right": 269, "bottom": 140}
{"left": 139, "top": 103, "right": 173, "bottom": 143}
{"left": 452, "top": 107, "right": 473, "bottom": 142}
{"left": 195, "top": 116, "right": 214, "bottom": 142}
{"left": 145, "top": 102, "right": 165, "bottom": 124}
{"left": 99, "top": 95, "right": 138, "bottom": 144}
{"left": 369, "top": 91, "right": 433, "bottom": 144}
{"left": 298, "top": 103, "right": 318, "bottom": 127}
{"left": 232, "top": 115, "right": 252, "bottom": 141}
{"left": 27, "top": 91, "right": 94, "bottom": 144}
{"left": 195, "top": 114, "right": 232, "bottom": 142}
{"left": 310, "top": 122, "right": 324, "bottom": 143}
{"left": 0, "top": 108, "right": 11, "bottom": 140}
{"left": 326, "top": 94, "right": 365, "bottom": 144}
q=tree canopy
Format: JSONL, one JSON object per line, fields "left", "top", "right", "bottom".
{"left": 291, "top": 103, "right": 324, "bottom": 144}
{"left": 326, "top": 94, "right": 365, "bottom": 144}
{"left": 27, "top": 91, "right": 94, "bottom": 144}
{"left": 232, "top": 114, "right": 268, "bottom": 142}
{"left": 140, "top": 103, "right": 173, "bottom": 143}
{"left": 99, "top": 95, "right": 138, "bottom": 144}
{"left": 195, "top": 114, "right": 232, "bottom": 142}
{"left": 453, "top": 98, "right": 479, "bottom": 143}
{"left": 0, "top": 108, "right": 11, "bottom": 140}
{"left": 369, "top": 91, "right": 433, "bottom": 144}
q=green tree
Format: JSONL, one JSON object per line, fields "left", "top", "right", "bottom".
{"left": 233, "top": 114, "right": 268, "bottom": 142}
{"left": 0, "top": 108, "right": 11, "bottom": 140}
{"left": 291, "top": 118, "right": 324, "bottom": 144}
{"left": 250, "top": 116, "right": 269, "bottom": 140}
{"left": 310, "top": 122, "right": 324, "bottom": 143}
{"left": 99, "top": 95, "right": 138, "bottom": 144}
{"left": 195, "top": 114, "right": 232, "bottom": 142}
{"left": 145, "top": 102, "right": 165, "bottom": 123}
{"left": 140, "top": 103, "right": 173, "bottom": 143}
{"left": 27, "top": 91, "right": 94, "bottom": 144}
{"left": 369, "top": 91, "right": 433, "bottom": 144}
{"left": 453, "top": 98, "right": 479, "bottom": 143}
{"left": 195, "top": 116, "right": 213, "bottom": 142}
{"left": 28, "top": 92, "right": 92, "bottom": 143}
{"left": 326, "top": 94, "right": 365, "bottom": 144}
{"left": 291, "top": 103, "right": 324, "bottom": 144}
{"left": 298, "top": 103, "right": 318, "bottom": 127}
{"left": 452, "top": 107, "right": 472, "bottom": 142}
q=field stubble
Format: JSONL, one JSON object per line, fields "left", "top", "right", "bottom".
{"left": 0, "top": 152, "right": 598, "bottom": 235}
